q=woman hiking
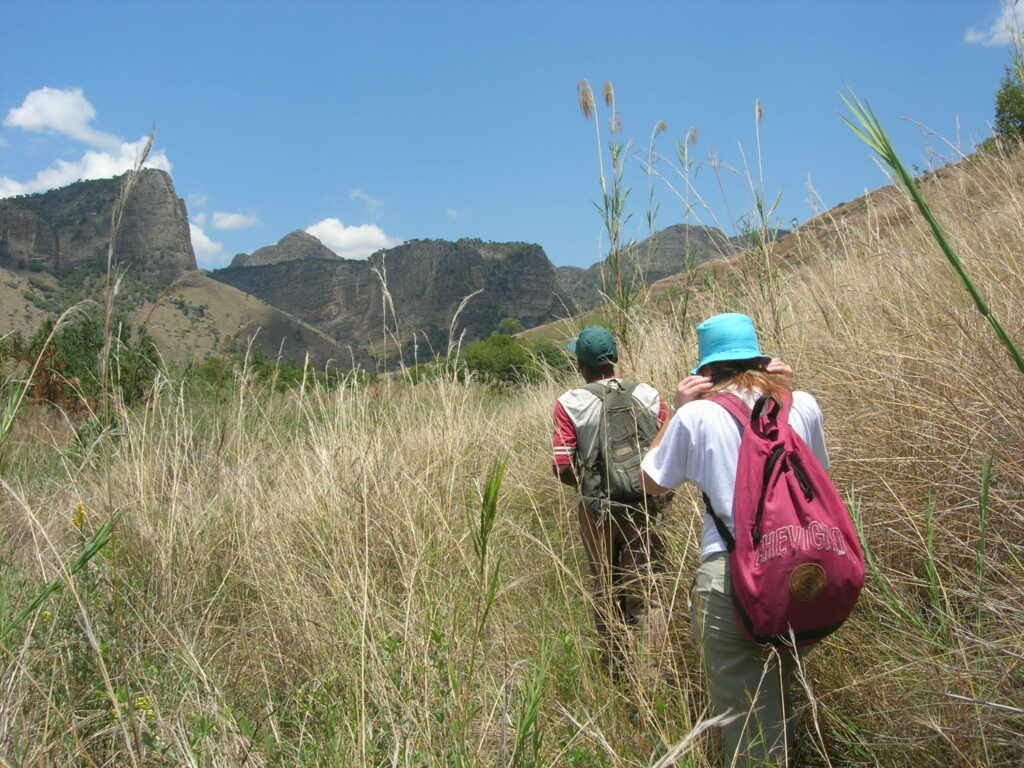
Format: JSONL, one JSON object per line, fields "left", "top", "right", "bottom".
{"left": 639, "top": 313, "right": 830, "bottom": 767}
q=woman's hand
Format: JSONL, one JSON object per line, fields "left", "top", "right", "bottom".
{"left": 765, "top": 357, "right": 794, "bottom": 380}
{"left": 673, "top": 375, "right": 713, "bottom": 410}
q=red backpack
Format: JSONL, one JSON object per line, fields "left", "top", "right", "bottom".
{"left": 704, "top": 391, "right": 864, "bottom": 647}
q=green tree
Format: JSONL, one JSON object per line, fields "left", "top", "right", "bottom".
{"left": 994, "top": 66, "right": 1024, "bottom": 140}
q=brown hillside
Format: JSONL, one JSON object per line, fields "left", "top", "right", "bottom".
{"left": 132, "top": 271, "right": 353, "bottom": 368}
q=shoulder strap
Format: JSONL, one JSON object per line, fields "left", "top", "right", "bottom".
{"left": 700, "top": 394, "right": 750, "bottom": 552}
{"left": 704, "top": 392, "right": 752, "bottom": 422}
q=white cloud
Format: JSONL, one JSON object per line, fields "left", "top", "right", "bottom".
{"left": 446, "top": 208, "right": 464, "bottom": 219}
{"left": 0, "top": 135, "right": 8, "bottom": 149}
{"left": 190, "top": 223, "right": 230, "bottom": 269}
{"left": 0, "top": 138, "right": 172, "bottom": 197}
{"left": 5, "top": 87, "right": 121, "bottom": 150}
{"left": 188, "top": 192, "right": 210, "bottom": 209}
{"left": 305, "top": 218, "right": 401, "bottom": 260}
{"left": 966, "top": 4, "right": 1024, "bottom": 46}
{"left": 212, "top": 211, "right": 259, "bottom": 230}
{"left": 350, "top": 189, "right": 382, "bottom": 214}
{"left": 0, "top": 87, "right": 172, "bottom": 198}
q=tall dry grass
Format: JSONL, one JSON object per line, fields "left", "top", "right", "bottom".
{"left": 2, "top": 144, "right": 1024, "bottom": 767}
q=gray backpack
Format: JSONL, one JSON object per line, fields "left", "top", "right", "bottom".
{"left": 577, "top": 380, "right": 660, "bottom": 514}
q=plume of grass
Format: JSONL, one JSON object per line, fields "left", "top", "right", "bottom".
{"left": 576, "top": 78, "right": 645, "bottom": 348}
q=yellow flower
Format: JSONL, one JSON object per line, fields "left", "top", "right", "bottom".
{"left": 134, "top": 696, "right": 156, "bottom": 723}
{"left": 41, "top": 610, "right": 52, "bottom": 624}
{"left": 71, "top": 503, "right": 86, "bottom": 529}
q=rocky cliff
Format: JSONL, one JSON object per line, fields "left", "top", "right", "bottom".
{"left": 212, "top": 238, "right": 577, "bottom": 354}
{"left": 0, "top": 169, "right": 195, "bottom": 285}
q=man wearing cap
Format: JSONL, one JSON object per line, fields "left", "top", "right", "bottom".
{"left": 552, "top": 326, "right": 672, "bottom": 678}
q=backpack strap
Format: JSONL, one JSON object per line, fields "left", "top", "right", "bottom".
{"left": 700, "top": 394, "right": 752, "bottom": 553}
{"left": 702, "top": 391, "right": 795, "bottom": 551}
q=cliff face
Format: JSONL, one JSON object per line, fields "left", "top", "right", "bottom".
{"left": 0, "top": 169, "right": 195, "bottom": 285}
{"left": 212, "top": 238, "right": 577, "bottom": 353}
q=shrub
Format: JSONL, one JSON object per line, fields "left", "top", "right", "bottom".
{"left": 462, "top": 334, "right": 537, "bottom": 384}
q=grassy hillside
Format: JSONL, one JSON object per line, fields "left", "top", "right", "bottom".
{"left": 1, "top": 142, "right": 1023, "bottom": 767}
{"left": 132, "top": 271, "right": 353, "bottom": 369}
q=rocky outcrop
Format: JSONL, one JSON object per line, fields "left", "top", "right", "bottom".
{"left": 0, "top": 169, "right": 195, "bottom": 285}
{"left": 212, "top": 237, "right": 577, "bottom": 354}
{"left": 230, "top": 230, "right": 339, "bottom": 267}
{"left": 555, "top": 224, "right": 738, "bottom": 310}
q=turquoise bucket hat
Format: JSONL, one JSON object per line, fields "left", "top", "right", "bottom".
{"left": 691, "top": 313, "right": 770, "bottom": 374}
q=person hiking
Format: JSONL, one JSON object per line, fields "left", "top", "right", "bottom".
{"left": 640, "top": 313, "right": 828, "bottom": 767}
{"left": 552, "top": 326, "right": 672, "bottom": 679}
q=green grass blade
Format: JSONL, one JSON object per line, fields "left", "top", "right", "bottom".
{"left": 1, "top": 511, "right": 122, "bottom": 641}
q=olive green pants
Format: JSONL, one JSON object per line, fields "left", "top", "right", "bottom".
{"left": 690, "top": 552, "right": 808, "bottom": 767}
{"left": 577, "top": 502, "right": 668, "bottom": 676}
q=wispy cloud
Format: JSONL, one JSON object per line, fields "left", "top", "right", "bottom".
{"left": 305, "top": 217, "right": 401, "bottom": 260}
{"left": 0, "top": 87, "right": 171, "bottom": 197}
{"left": 190, "top": 222, "right": 230, "bottom": 269}
{"left": 212, "top": 211, "right": 259, "bottom": 230}
{"left": 446, "top": 208, "right": 465, "bottom": 219}
{"left": 350, "top": 188, "right": 383, "bottom": 215}
{"left": 965, "top": 3, "right": 1024, "bottom": 46}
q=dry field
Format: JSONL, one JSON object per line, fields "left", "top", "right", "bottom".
{"left": 1, "top": 144, "right": 1023, "bottom": 767}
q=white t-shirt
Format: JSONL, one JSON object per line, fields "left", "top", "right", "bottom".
{"left": 640, "top": 389, "right": 829, "bottom": 561}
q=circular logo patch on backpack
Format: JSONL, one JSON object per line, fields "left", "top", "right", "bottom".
{"left": 789, "top": 563, "right": 827, "bottom": 602}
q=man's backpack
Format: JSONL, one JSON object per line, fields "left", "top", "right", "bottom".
{"left": 704, "top": 391, "right": 865, "bottom": 647}
{"left": 577, "top": 380, "right": 660, "bottom": 514}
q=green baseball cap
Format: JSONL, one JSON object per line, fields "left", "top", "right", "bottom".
{"left": 568, "top": 326, "right": 618, "bottom": 367}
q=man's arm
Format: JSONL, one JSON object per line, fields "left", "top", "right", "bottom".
{"left": 552, "top": 399, "right": 579, "bottom": 488}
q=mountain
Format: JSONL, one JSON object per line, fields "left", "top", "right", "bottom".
{"left": 211, "top": 238, "right": 578, "bottom": 356}
{"left": 230, "top": 230, "right": 338, "bottom": 267}
{"left": 555, "top": 224, "right": 739, "bottom": 310}
{"left": 0, "top": 171, "right": 350, "bottom": 367}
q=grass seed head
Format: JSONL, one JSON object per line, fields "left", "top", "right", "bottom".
{"left": 577, "top": 79, "right": 595, "bottom": 119}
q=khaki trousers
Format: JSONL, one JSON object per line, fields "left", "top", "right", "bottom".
{"left": 577, "top": 501, "right": 668, "bottom": 675}
{"left": 690, "top": 552, "right": 807, "bottom": 767}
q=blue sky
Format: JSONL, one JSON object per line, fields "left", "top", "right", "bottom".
{"left": 1, "top": 1, "right": 1020, "bottom": 270}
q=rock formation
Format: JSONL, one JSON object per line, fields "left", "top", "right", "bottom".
{"left": 0, "top": 169, "right": 195, "bottom": 285}
{"left": 212, "top": 238, "right": 577, "bottom": 354}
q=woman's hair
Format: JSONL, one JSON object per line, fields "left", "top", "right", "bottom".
{"left": 702, "top": 358, "right": 791, "bottom": 401}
